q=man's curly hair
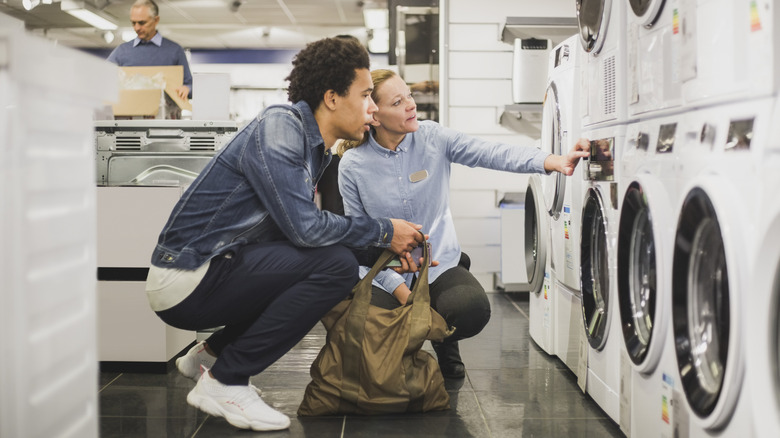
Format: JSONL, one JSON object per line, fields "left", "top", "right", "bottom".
{"left": 286, "top": 37, "right": 370, "bottom": 110}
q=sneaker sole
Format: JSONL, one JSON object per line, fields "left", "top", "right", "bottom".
{"left": 186, "top": 388, "right": 289, "bottom": 431}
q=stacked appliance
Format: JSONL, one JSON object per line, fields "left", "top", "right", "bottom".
{"left": 616, "top": 0, "right": 689, "bottom": 434}
{"left": 666, "top": 1, "right": 779, "bottom": 434}
{"left": 95, "top": 119, "right": 238, "bottom": 369}
{"left": 542, "top": 35, "right": 585, "bottom": 373}
{"left": 747, "top": 101, "right": 780, "bottom": 437}
{"left": 618, "top": 115, "right": 682, "bottom": 438}
{"left": 575, "top": 0, "right": 628, "bottom": 424}
{"left": 668, "top": 98, "right": 774, "bottom": 437}
{"left": 525, "top": 171, "right": 554, "bottom": 355}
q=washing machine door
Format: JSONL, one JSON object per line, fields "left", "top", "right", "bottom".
{"left": 525, "top": 175, "right": 550, "bottom": 295}
{"left": 672, "top": 187, "right": 730, "bottom": 419}
{"left": 581, "top": 187, "right": 611, "bottom": 350}
{"left": 629, "top": 0, "right": 666, "bottom": 27}
{"left": 576, "top": 0, "right": 612, "bottom": 54}
{"left": 541, "top": 82, "right": 565, "bottom": 220}
{"left": 618, "top": 181, "right": 657, "bottom": 365}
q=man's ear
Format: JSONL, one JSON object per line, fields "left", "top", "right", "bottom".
{"left": 323, "top": 90, "right": 338, "bottom": 111}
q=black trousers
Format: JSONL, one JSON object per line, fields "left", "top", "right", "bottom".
{"left": 156, "top": 241, "right": 357, "bottom": 385}
{"left": 370, "top": 254, "right": 491, "bottom": 343}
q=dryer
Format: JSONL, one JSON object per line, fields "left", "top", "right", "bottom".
{"left": 525, "top": 174, "right": 555, "bottom": 356}
{"left": 678, "top": 0, "right": 779, "bottom": 108}
{"left": 670, "top": 98, "right": 776, "bottom": 437}
{"left": 626, "top": 0, "right": 682, "bottom": 118}
{"left": 543, "top": 35, "right": 584, "bottom": 294}
{"left": 619, "top": 117, "right": 681, "bottom": 438}
{"left": 577, "top": 0, "right": 628, "bottom": 128}
{"left": 748, "top": 151, "right": 780, "bottom": 438}
{"left": 578, "top": 124, "right": 625, "bottom": 423}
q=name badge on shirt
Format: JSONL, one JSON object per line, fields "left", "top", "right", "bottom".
{"left": 409, "top": 170, "right": 428, "bottom": 183}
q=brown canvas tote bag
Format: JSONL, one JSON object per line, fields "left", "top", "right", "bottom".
{"left": 298, "top": 238, "right": 454, "bottom": 415}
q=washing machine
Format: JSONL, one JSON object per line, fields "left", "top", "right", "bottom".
{"left": 577, "top": 0, "right": 628, "bottom": 127}
{"left": 525, "top": 174, "right": 555, "bottom": 356}
{"left": 578, "top": 123, "right": 625, "bottom": 423}
{"left": 618, "top": 117, "right": 682, "bottom": 438}
{"left": 670, "top": 98, "right": 776, "bottom": 437}
{"left": 748, "top": 151, "right": 780, "bottom": 438}
{"left": 678, "top": 0, "right": 778, "bottom": 108}
{"left": 626, "top": 0, "right": 682, "bottom": 118}
{"left": 543, "top": 35, "right": 584, "bottom": 294}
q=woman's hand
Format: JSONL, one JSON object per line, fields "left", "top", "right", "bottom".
{"left": 392, "top": 284, "right": 412, "bottom": 305}
{"left": 544, "top": 137, "right": 590, "bottom": 175}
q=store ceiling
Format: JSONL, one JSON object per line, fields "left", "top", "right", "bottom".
{"left": 0, "top": 0, "right": 383, "bottom": 49}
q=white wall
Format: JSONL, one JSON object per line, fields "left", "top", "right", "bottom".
{"left": 443, "top": 0, "right": 575, "bottom": 290}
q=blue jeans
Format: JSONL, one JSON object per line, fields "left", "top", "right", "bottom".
{"left": 156, "top": 241, "right": 357, "bottom": 385}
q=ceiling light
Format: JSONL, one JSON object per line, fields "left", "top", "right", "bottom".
{"left": 22, "top": 0, "right": 40, "bottom": 11}
{"left": 61, "top": 0, "right": 118, "bottom": 31}
{"left": 103, "top": 31, "right": 115, "bottom": 43}
{"left": 363, "top": 8, "right": 388, "bottom": 30}
{"left": 122, "top": 30, "right": 136, "bottom": 42}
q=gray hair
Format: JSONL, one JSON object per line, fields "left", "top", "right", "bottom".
{"left": 132, "top": 0, "right": 159, "bottom": 17}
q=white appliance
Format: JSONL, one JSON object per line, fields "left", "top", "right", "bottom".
{"left": 578, "top": 124, "right": 625, "bottom": 422}
{"left": 554, "top": 280, "right": 583, "bottom": 376}
{"left": 525, "top": 174, "right": 555, "bottom": 355}
{"left": 670, "top": 99, "right": 776, "bottom": 437}
{"left": 748, "top": 152, "right": 780, "bottom": 438}
{"left": 619, "top": 118, "right": 681, "bottom": 438}
{"left": 678, "top": 0, "right": 779, "bottom": 108}
{"left": 626, "top": 0, "right": 682, "bottom": 117}
{"left": 544, "top": 35, "right": 584, "bottom": 294}
{"left": 0, "top": 18, "right": 116, "bottom": 438}
{"left": 512, "top": 38, "right": 552, "bottom": 104}
{"left": 577, "top": 0, "right": 628, "bottom": 127}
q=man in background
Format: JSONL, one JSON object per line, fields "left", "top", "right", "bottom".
{"left": 107, "top": 0, "right": 192, "bottom": 99}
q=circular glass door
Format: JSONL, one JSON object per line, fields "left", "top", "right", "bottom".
{"left": 542, "top": 82, "right": 565, "bottom": 220}
{"left": 525, "top": 176, "right": 548, "bottom": 295}
{"left": 618, "top": 182, "right": 657, "bottom": 365}
{"left": 576, "top": 0, "right": 611, "bottom": 54}
{"left": 672, "top": 188, "right": 730, "bottom": 418}
{"left": 629, "top": 0, "right": 666, "bottom": 27}
{"left": 581, "top": 188, "right": 610, "bottom": 350}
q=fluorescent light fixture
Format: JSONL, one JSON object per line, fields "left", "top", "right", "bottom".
{"left": 122, "top": 30, "right": 137, "bottom": 42}
{"left": 61, "top": 0, "right": 118, "bottom": 31}
{"left": 22, "top": 0, "right": 40, "bottom": 10}
{"left": 363, "top": 8, "right": 388, "bottom": 30}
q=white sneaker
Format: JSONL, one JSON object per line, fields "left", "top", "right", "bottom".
{"left": 187, "top": 370, "right": 290, "bottom": 431}
{"left": 176, "top": 341, "right": 216, "bottom": 380}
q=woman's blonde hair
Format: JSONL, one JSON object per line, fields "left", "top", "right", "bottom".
{"left": 337, "top": 69, "right": 398, "bottom": 157}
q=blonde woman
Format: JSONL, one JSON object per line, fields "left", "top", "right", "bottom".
{"left": 338, "top": 69, "right": 588, "bottom": 378}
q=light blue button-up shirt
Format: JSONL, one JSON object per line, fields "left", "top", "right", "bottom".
{"left": 339, "top": 120, "right": 549, "bottom": 294}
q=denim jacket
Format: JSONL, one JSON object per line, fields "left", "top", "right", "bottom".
{"left": 151, "top": 101, "right": 393, "bottom": 270}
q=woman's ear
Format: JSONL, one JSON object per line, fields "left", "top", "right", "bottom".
{"left": 370, "top": 114, "right": 381, "bottom": 127}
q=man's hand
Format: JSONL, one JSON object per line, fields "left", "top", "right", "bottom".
{"left": 388, "top": 250, "right": 440, "bottom": 275}
{"left": 175, "top": 85, "right": 190, "bottom": 100}
{"left": 389, "top": 219, "right": 423, "bottom": 254}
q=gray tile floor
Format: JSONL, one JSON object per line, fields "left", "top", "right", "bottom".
{"left": 98, "top": 292, "right": 624, "bottom": 437}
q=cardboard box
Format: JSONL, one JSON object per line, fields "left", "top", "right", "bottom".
{"left": 111, "top": 66, "right": 192, "bottom": 117}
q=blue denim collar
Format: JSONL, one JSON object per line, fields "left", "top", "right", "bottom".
{"left": 292, "top": 100, "right": 326, "bottom": 152}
